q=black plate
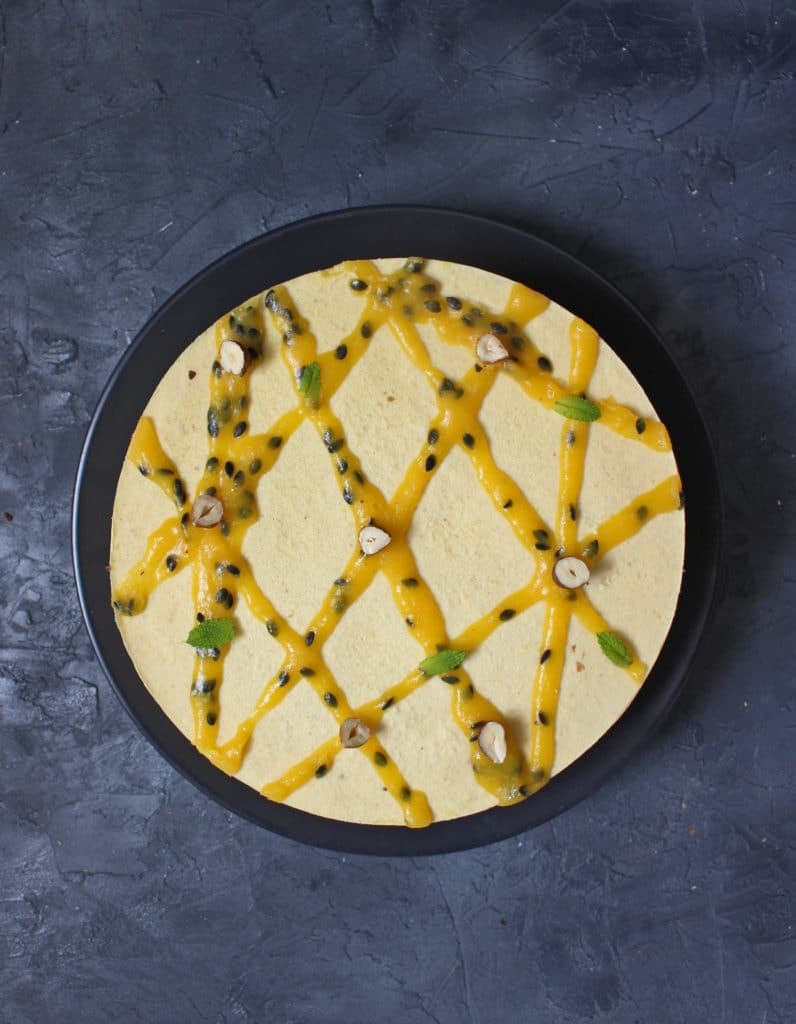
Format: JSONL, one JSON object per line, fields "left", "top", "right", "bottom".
{"left": 72, "top": 205, "right": 721, "bottom": 855}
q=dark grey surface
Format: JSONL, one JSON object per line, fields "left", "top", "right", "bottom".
{"left": 1, "top": 1, "right": 794, "bottom": 1021}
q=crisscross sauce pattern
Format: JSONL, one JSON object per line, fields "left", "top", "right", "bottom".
{"left": 112, "top": 259, "right": 682, "bottom": 827}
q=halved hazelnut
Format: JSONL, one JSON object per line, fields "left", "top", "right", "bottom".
{"left": 477, "top": 721, "right": 507, "bottom": 764}
{"left": 191, "top": 494, "right": 224, "bottom": 527}
{"left": 359, "top": 525, "right": 391, "bottom": 555}
{"left": 340, "top": 717, "right": 370, "bottom": 748}
{"left": 219, "top": 339, "right": 248, "bottom": 376}
{"left": 475, "top": 333, "right": 509, "bottom": 364}
{"left": 552, "top": 556, "right": 590, "bottom": 590}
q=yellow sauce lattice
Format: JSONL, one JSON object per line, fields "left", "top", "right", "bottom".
{"left": 114, "top": 259, "right": 681, "bottom": 827}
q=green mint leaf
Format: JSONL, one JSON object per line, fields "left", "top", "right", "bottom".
{"left": 187, "top": 618, "right": 235, "bottom": 649}
{"left": 298, "top": 361, "right": 321, "bottom": 407}
{"left": 553, "top": 395, "right": 601, "bottom": 422}
{"left": 419, "top": 649, "right": 467, "bottom": 676}
{"left": 596, "top": 631, "right": 633, "bottom": 668}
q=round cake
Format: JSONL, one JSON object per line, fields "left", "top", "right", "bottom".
{"left": 110, "top": 258, "right": 684, "bottom": 827}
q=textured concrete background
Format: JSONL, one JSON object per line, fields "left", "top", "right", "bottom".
{"left": 1, "top": 1, "right": 794, "bottom": 1021}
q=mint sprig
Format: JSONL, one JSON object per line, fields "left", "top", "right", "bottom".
{"left": 420, "top": 649, "right": 467, "bottom": 677}
{"left": 299, "top": 361, "right": 321, "bottom": 407}
{"left": 187, "top": 618, "right": 235, "bottom": 649}
{"left": 554, "top": 395, "right": 601, "bottom": 422}
{"left": 596, "top": 631, "right": 633, "bottom": 668}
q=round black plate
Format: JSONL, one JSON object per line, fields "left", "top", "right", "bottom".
{"left": 72, "top": 205, "right": 721, "bottom": 855}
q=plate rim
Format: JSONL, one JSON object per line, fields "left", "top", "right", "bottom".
{"left": 72, "top": 203, "right": 722, "bottom": 855}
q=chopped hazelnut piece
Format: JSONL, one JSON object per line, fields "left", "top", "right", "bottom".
{"left": 219, "top": 339, "right": 248, "bottom": 376}
{"left": 477, "top": 721, "right": 507, "bottom": 764}
{"left": 340, "top": 718, "right": 371, "bottom": 748}
{"left": 191, "top": 494, "right": 224, "bottom": 528}
{"left": 475, "top": 333, "right": 509, "bottom": 365}
{"left": 359, "top": 525, "right": 391, "bottom": 555}
{"left": 552, "top": 556, "right": 590, "bottom": 590}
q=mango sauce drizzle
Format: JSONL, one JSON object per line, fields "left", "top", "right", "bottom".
{"left": 113, "top": 259, "right": 682, "bottom": 825}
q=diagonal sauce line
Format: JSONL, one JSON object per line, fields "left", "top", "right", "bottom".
{"left": 244, "top": 406, "right": 305, "bottom": 460}
{"left": 458, "top": 416, "right": 555, "bottom": 551}
{"left": 126, "top": 416, "right": 190, "bottom": 509}
{"left": 571, "top": 591, "right": 647, "bottom": 685}
{"left": 114, "top": 516, "right": 188, "bottom": 614}
{"left": 384, "top": 333, "right": 492, "bottom": 525}
{"left": 509, "top": 358, "right": 672, "bottom": 453}
{"left": 577, "top": 475, "right": 683, "bottom": 560}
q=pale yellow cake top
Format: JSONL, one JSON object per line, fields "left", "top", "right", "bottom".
{"left": 110, "top": 258, "right": 684, "bottom": 827}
